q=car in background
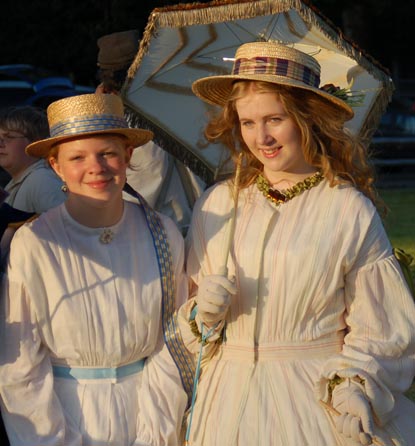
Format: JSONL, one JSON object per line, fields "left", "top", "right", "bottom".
{"left": 371, "top": 96, "right": 415, "bottom": 169}
{"left": 0, "top": 64, "right": 94, "bottom": 109}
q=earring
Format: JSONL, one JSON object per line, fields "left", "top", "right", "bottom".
{"left": 61, "top": 183, "right": 68, "bottom": 192}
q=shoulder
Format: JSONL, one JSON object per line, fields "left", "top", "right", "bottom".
{"left": 320, "top": 180, "right": 378, "bottom": 220}
{"left": 7, "top": 206, "right": 62, "bottom": 271}
{"left": 11, "top": 205, "right": 61, "bottom": 244}
{"left": 15, "top": 163, "right": 65, "bottom": 212}
{"left": 22, "top": 162, "right": 61, "bottom": 186}
{"left": 125, "top": 200, "right": 184, "bottom": 254}
{"left": 319, "top": 181, "right": 388, "bottom": 249}
{"left": 193, "top": 181, "right": 233, "bottom": 212}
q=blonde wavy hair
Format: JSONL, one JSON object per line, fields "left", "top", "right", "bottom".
{"left": 204, "top": 81, "right": 382, "bottom": 209}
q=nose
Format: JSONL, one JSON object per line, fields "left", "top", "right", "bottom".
{"left": 88, "top": 154, "right": 106, "bottom": 173}
{"left": 256, "top": 123, "right": 275, "bottom": 146}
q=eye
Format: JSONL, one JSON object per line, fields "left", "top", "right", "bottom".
{"left": 240, "top": 120, "right": 254, "bottom": 128}
{"left": 269, "top": 116, "right": 282, "bottom": 124}
{"left": 102, "top": 151, "right": 117, "bottom": 158}
{"left": 69, "top": 155, "right": 84, "bottom": 161}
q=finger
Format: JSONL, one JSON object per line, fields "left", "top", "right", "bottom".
{"left": 335, "top": 413, "right": 348, "bottom": 434}
{"left": 343, "top": 413, "right": 355, "bottom": 438}
{"left": 207, "top": 276, "right": 237, "bottom": 294}
{"left": 199, "top": 292, "right": 231, "bottom": 307}
{"left": 358, "top": 410, "right": 374, "bottom": 435}
{"left": 198, "top": 301, "right": 229, "bottom": 314}
{"left": 350, "top": 416, "right": 362, "bottom": 442}
{"left": 351, "top": 395, "right": 374, "bottom": 434}
{"left": 204, "top": 282, "right": 232, "bottom": 297}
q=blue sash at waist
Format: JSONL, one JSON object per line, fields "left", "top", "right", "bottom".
{"left": 52, "top": 358, "right": 146, "bottom": 380}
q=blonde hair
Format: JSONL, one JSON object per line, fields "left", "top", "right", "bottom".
{"left": 204, "top": 81, "right": 382, "bottom": 208}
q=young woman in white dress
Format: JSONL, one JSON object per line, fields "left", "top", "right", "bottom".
{"left": 0, "top": 94, "right": 192, "bottom": 445}
{"left": 178, "top": 42, "right": 415, "bottom": 446}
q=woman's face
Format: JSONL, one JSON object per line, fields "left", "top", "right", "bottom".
{"left": 235, "top": 88, "right": 314, "bottom": 183}
{"left": 50, "top": 135, "right": 132, "bottom": 209}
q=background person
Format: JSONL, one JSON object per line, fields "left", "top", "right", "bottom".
{"left": 178, "top": 42, "right": 415, "bottom": 445}
{"left": 0, "top": 94, "right": 190, "bottom": 445}
{"left": 96, "top": 29, "right": 205, "bottom": 235}
{"left": 0, "top": 105, "right": 66, "bottom": 272}
{"left": 0, "top": 105, "right": 65, "bottom": 213}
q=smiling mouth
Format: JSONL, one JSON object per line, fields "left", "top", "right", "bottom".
{"left": 260, "top": 146, "right": 281, "bottom": 157}
{"left": 87, "top": 179, "right": 112, "bottom": 188}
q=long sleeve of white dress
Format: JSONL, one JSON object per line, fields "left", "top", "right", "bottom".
{"left": 316, "top": 199, "right": 415, "bottom": 426}
{"left": 0, "top": 276, "right": 67, "bottom": 444}
{"left": 178, "top": 179, "right": 415, "bottom": 446}
{"left": 0, "top": 201, "right": 188, "bottom": 446}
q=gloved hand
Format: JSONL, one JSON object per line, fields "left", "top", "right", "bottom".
{"left": 332, "top": 379, "right": 373, "bottom": 445}
{"left": 196, "top": 275, "right": 237, "bottom": 327}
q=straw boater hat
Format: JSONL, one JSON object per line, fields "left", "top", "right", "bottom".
{"left": 192, "top": 41, "right": 354, "bottom": 119}
{"left": 97, "top": 30, "right": 139, "bottom": 71}
{"left": 26, "top": 94, "right": 153, "bottom": 158}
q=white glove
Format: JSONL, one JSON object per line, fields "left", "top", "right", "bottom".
{"left": 196, "top": 275, "right": 237, "bottom": 327}
{"left": 332, "top": 379, "right": 373, "bottom": 445}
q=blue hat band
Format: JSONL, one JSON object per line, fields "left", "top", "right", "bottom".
{"left": 50, "top": 114, "right": 128, "bottom": 138}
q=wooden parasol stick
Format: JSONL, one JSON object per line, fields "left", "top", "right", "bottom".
{"left": 218, "top": 152, "right": 243, "bottom": 277}
{"left": 319, "top": 400, "right": 389, "bottom": 446}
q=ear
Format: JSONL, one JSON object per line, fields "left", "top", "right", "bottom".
{"left": 125, "top": 146, "right": 134, "bottom": 163}
{"left": 49, "top": 157, "right": 65, "bottom": 182}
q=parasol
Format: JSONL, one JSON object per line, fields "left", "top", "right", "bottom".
{"left": 124, "top": 0, "right": 394, "bottom": 186}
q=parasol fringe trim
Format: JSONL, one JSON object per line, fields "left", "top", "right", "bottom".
{"left": 360, "top": 85, "right": 394, "bottom": 143}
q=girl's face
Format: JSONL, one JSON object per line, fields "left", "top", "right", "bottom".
{"left": 50, "top": 135, "right": 132, "bottom": 210}
{"left": 235, "top": 88, "right": 314, "bottom": 184}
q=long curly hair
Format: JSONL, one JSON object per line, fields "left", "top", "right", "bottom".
{"left": 204, "top": 81, "right": 383, "bottom": 209}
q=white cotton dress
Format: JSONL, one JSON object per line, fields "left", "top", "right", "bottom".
{"left": 178, "top": 179, "right": 415, "bottom": 446}
{"left": 0, "top": 201, "right": 188, "bottom": 446}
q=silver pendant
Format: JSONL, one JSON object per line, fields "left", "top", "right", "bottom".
{"left": 99, "top": 228, "right": 114, "bottom": 244}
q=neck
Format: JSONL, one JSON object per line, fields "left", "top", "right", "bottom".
{"left": 65, "top": 195, "right": 124, "bottom": 228}
{"left": 266, "top": 169, "right": 318, "bottom": 189}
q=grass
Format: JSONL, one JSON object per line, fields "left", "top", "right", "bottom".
{"left": 380, "top": 188, "right": 415, "bottom": 281}
{"left": 378, "top": 187, "right": 415, "bottom": 401}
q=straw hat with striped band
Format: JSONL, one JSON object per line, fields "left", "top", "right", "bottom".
{"left": 26, "top": 94, "right": 153, "bottom": 158}
{"left": 192, "top": 41, "right": 354, "bottom": 119}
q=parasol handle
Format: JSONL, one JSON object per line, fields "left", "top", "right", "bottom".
{"left": 219, "top": 153, "right": 243, "bottom": 277}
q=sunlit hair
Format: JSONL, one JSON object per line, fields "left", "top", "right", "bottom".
{"left": 204, "top": 81, "right": 382, "bottom": 208}
{"left": 0, "top": 105, "right": 49, "bottom": 143}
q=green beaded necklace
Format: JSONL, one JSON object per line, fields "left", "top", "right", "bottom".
{"left": 256, "top": 171, "right": 324, "bottom": 206}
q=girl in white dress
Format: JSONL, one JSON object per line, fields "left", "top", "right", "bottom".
{"left": 178, "top": 42, "right": 415, "bottom": 446}
{"left": 0, "top": 94, "right": 193, "bottom": 445}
